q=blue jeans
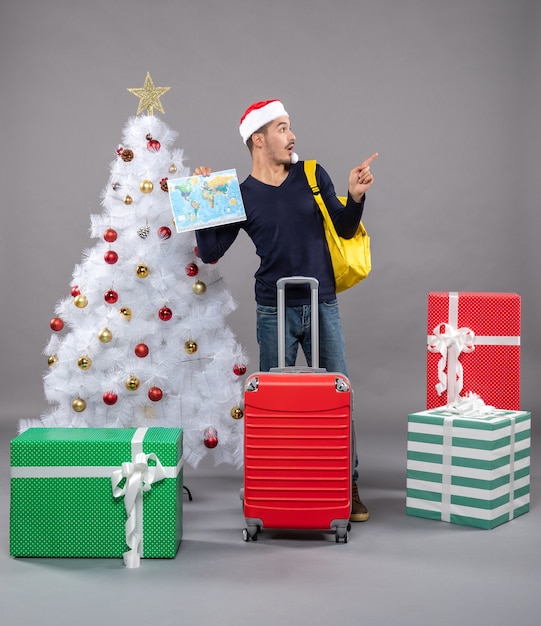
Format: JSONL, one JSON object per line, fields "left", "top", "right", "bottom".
{"left": 256, "top": 299, "right": 359, "bottom": 482}
{"left": 256, "top": 299, "right": 348, "bottom": 374}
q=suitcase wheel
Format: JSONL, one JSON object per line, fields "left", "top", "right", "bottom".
{"left": 242, "top": 527, "right": 259, "bottom": 542}
{"left": 335, "top": 527, "right": 349, "bottom": 543}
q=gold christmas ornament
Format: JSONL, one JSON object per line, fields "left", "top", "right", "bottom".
{"left": 98, "top": 328, "right": 113, "bottom": 343}
{"left": 126, "top": 375, "right": 140, "bottom": 391}
{"left": 139, "top": 179, "right": 154, "bottom": 194}
{"left": 230, "top": 406, "right": 244, "bottom": 420}
{"left": 73, "top": 294, "right": 88, "bottom": 308}
{"left": 47, "top": 354, "right": 58, "bottom": 366}
{"left": 192, "top": 280, "right": 207, "bottom": 295}
{"left": 124, "top": 194, "right": 133, "bottom": 205}
{"left": 136, "top": 263, "right": 150, "bottom": 278}
{"left": 72, "top": 397, "right": 87, "bottom": 412}
{"left": 127, "top": 72, "right": 171, "bottom": 116}
{"left": 77, "top": 355, "right": 92, "bottom": 370}
{"left": 184, "top": 340, "right": 198, "bottom": 354}
{"left": 169, "top": 163, "right": 177, "bottom": 174}
{"left": 120, "top": 307, "right": 132, "bottom": 320}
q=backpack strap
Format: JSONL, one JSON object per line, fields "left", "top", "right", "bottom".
{"left": 304, "top": 159, "right": 320, "bottom": 196}
{"left": 304, "top": 160, "right": 334, "bottom": 226}
{"left": 304, "top": 160, "right": 342, "bottom": 248}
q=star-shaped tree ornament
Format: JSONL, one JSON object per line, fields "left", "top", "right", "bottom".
{"left": 127, "top": 72, "right": 171, "bottom": 116}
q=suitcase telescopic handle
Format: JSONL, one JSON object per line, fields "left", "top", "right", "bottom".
{"left": 276, "top": 276, "right": 320, "bottom": 369}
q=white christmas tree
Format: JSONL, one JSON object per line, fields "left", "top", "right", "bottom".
{"left": 23, "top": 73, "right": 248, "bottom": 468}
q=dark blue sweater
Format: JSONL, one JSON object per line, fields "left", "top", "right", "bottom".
{"left": 195, "top": 161, "right": 365, "bottom": 306}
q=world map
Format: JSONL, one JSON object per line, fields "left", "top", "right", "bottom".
{"left": 168, "top": 169, "right": 246, "bottom": 233}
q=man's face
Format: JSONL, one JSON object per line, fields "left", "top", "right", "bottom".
{"left": 260, "top": 115, "right": 296, "bottom": 165}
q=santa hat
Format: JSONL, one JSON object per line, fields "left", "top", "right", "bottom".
{"left": 239, "top": 99, "right": 288, "bottom": 144}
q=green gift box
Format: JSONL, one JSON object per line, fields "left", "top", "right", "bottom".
{"left": 407, "top": 408, "right": 530, "bottom": 529}
{"left": 10, "top": 427, "right": 183, "bottom": 566}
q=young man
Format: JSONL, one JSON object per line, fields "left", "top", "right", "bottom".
{"left": 195, "top": 99, "right": 377, "bottom": 521}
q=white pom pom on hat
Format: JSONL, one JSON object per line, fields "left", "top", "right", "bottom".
{"left": 239, "top": 99, "right": 289, "bottom": 144}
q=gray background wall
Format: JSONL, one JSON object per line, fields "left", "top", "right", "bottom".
{"left": 1, "top": 0, "right": 539, "bottom": 448}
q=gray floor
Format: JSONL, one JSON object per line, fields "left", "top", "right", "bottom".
{"left": 1, "top": 419, "right": 539, "bottom": 626}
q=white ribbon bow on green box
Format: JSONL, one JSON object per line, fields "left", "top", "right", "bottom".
{"left": 111, "top": 428, "right": 168, "bottom": 568}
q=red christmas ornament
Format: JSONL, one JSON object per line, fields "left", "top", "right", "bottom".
{"left": 103, "top": 391, "right": 118, "bottom": 406}
{"left": 158, "top": 306, "right": 173, "bottom": 321}
{"left": 50, "top": 317, "right": 64, "bottom": 332}
{"left": 203, "top": 426, "right": 219, "bottom": 449}
{"left": 158, "top": 226, "right": 172, "bottom": 240}
{"left": 185, "top": 262, "right": 199, "bottom": 277}
{"left": 70, "top": 285, "right": 80, "bottom": 297}
{"left": 134, "top": 343, "right": 149, "bottom": 358}
{"left": 148, "top": 386, "right": 163, "bottom": 402}
{"left": 147, "top": 139, "right": 161, "bottom": 152}
{"left": 104, "top": 250, "right": 119, "bottom": 265}
{"left": 104, "top": 289, "right": 119, "bottom": 304}
{"left": 103, "top": 228, "right": 118, "bottom": 243}
{"left": 160, "top": 177, "right": 169, "bottom": 192}
{"left": 233, "top": 363, "right": 247, "bottom": 376}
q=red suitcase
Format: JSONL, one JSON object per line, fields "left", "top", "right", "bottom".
{"left": 242, "top": 277, "right": 352, "bottom": 543}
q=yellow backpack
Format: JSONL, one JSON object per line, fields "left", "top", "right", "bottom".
{"left": 304, "top": 160, "right": 372, "bottom": 292}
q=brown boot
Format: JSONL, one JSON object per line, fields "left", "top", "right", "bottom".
{"left": 350, "top": 482, "right": 369, "bottom": 522}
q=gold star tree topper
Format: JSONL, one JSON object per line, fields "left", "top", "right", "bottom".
{"left": 127, "top": 72, "right": 171, "bottom": 116}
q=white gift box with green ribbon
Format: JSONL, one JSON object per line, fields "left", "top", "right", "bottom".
{"left": 10, "top": 427, "right": 183, "bottom": 566}
{"left": 407, "top": 407, "right": 530, "bottom": 529}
